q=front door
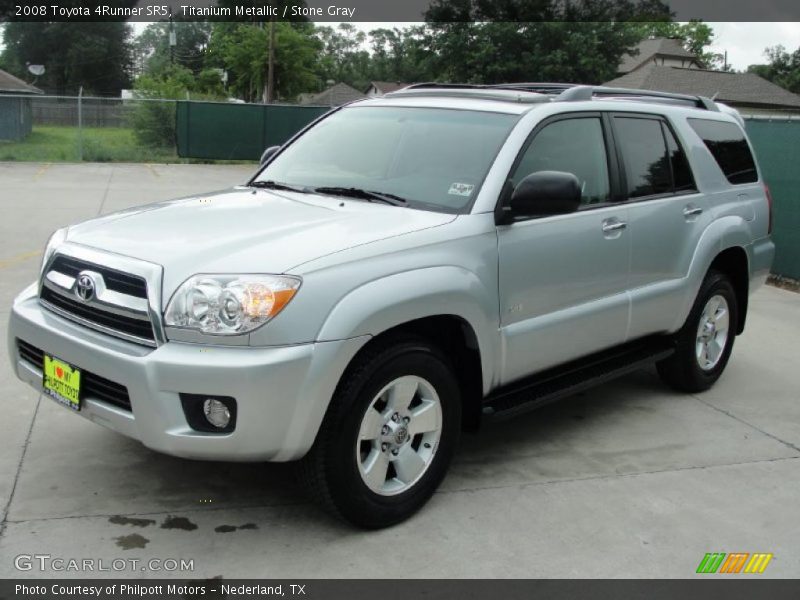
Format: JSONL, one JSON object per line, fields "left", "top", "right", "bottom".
{"left": 497, "top": 114, "right": 631, "bottom": 385}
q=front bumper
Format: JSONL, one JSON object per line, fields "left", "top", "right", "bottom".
{"left": 8, "top": 286, "right": 368, "bottom": 462}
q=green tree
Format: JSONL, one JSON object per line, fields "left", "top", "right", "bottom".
{"left": 368, "top": 26, "right": 434, "bottom": 83}
{"left": 420, "top": 0, "right": 673, "bottom": 85}
{"left": 131, "top": 64, "right": 227, "bottom": 148}
{"left": 208, "top": 22, "right": 320, "bottom": 102}
{"left": 315, "top": 24, "right": 371, "bottom": 90}
{"left": 134, "top": 21, "right": 213, "bottom": 77}
{"left": 1, "top": 21, "right": 132, "bottom": 95}
{"left": 748, "top": 45, "right": 800, "bottom": 93}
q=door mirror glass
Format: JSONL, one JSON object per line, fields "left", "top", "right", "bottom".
{"left": 259, "top": 145, "right": 281, "bottom": 165}
{"left": 509, "top": 170, "right": 582, "bottom": 218}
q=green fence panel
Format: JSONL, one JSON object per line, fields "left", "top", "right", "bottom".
{"left": 176, "top": 101, "right": 328, "bottom": 161}
{"left": 263, "top": 104, "right": 329, "bottom": 148}
{"left": 746, "top": 119, "right": 800, "bottom": 279}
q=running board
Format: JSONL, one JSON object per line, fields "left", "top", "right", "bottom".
{"left": 483, "top": 337, "right": 675, "bottom": 421}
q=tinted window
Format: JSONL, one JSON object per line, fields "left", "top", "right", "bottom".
{"left": 688, "top": 118, "right": 757, "bottom": 184}
{"left": 614, "top": 117, "right": 672, "bottom": 198}
{"left": 512, "top": 118, "right": 610, "bottom": 205}
{"left": 663, "top": 124, "right": 696, "bottom": 192}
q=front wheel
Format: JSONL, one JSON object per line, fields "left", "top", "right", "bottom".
{"left": 657, "top": 270, "right": 738, "bottom": 393}
{"left": 298, "top": 337, "right": 461, "bottom": 528}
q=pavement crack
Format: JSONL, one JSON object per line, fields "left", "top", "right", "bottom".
{"left": 0, "top": 394, "right": 42, "bottom": 539}
{"left": 440, "top": 454, "right": 800, "bottom": 496}
{"left": 96, "top": 167, "right": 115, "bottom": 216}
{"left": 691, "top": 394, "right": 800, "bottom": 453}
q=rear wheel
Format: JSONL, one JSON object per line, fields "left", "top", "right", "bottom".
{"left": 298, "top": 336, "right": 461, "bottom": 528}
{"left": 657, "top": 270, "right": 738, "bottom": 393}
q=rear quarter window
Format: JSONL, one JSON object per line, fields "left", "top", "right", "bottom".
{"left": 688, "top": 118, "right": 758, "bottom": 184}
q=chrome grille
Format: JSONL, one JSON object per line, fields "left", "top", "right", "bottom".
{"left": 50, "top": 255, "right": 147, "bottom": 298}
{"left": 40, "top": 253, "right": 158, "bottom": 347}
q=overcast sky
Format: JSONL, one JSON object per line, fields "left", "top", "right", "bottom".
{"left": 706, "top": 22, "right": 800, "bottom": 69}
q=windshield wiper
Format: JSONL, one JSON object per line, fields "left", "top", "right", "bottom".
{"left": 249, "top": 180, "right": 310, "bottom": 194}
{"left": 312, "top": 186, "right": 408, "bottom": 207}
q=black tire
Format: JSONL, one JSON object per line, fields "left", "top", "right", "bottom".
{"left": 297, "top": 335, "right": 462, "bottom": 529}
{"left": 657, "top": 270, "right": 738, "bottom": 393}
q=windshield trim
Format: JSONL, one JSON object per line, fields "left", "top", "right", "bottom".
{"left": 249, "top": 105, "right": 523, "bottom": 215}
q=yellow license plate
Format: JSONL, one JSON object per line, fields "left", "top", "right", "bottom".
{"left": 43, "top": 354, "right": 82, "bottom": 411}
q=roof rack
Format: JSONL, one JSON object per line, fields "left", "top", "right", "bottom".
{"left": 555, "top": 85, "right": 719, "bottom": 111}
{"left": 392, "top": 82, "right": 719, "bottom": 111}
{"left": 385, "top": 83, "right": 551, "bottom": 104}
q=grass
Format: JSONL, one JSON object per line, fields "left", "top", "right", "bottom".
{"left": 0, "top": 126, "right": 179, "bottom": 163}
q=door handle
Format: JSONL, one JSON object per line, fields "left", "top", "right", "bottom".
{"left": 602, "top": 220, "right": 627, "bottom": 233}
{"left": 683, "top": 206, "right": 703, "bottom": 218}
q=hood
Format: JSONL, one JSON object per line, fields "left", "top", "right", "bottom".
{"left": 66, "top": 187, "right": 456, "bottom": 298}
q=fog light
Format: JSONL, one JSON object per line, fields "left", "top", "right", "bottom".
{"left": 203, "top": 398, "right": 231, "bottom": 429}
{"left": 180, "top": 394, "right": 237, "bottom": 433}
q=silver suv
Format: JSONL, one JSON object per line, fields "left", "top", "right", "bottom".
{"left": 8, "top": 84, "right": 775, "bottom": 528}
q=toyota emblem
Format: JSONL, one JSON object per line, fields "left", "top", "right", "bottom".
{"left": 75, "top": 273, "right": 96, "bottom": 302}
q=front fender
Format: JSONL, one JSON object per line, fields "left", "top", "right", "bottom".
{"left": 316, "top": 266, "right": 499, "bottom": 394}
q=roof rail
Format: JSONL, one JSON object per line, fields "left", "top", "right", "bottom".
{"left": 392, "top": 82, "right": 719, "bottom": 111}
{"left": 386, "top": 83, "right": 551, "bottom": 104}
{"left": 556, "top": 85, "right": 719, "bottom": 111}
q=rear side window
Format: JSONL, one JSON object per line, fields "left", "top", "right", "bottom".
{"left": 688, "top": 118, "right": 758, "bottom": 184}
{"left": 614, "top": 117, "right": 672, "bottom": 198}
{"left": 663, "top": 125, "right": 695, "bottom": 192}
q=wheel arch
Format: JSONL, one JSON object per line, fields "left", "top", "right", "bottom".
{"left": 708, "top": 246, "right": 749, "bottom": 334}
{"left": 338, "top": 315, "right": 485, "bottom": 432}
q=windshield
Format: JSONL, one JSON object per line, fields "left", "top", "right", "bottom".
{"left": 254, "top": 106, "right": 519, "bottom": 212}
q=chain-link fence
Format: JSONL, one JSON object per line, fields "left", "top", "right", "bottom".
{"left": 0, "top": 93, "right": 184, "bottom": 162}
{"left": 0, "top": 93, "right": 330, "bottom": 163}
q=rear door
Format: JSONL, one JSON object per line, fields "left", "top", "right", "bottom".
{"left": 496, "top": 113, "right": 631, "bottom": 384}
{"left": 611, "top": 113, "right": 711, "bottom": 339}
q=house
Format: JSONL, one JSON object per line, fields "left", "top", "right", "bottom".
{"left": 618, "top": 37, "right": 704, "bottom": 75}
{"left": 0, "top": 68, "right": 43, "bottom": 141}
{"left": 606, "top": 38, "right": 800, "bottom": 116}
{"left": 299, "top": 82, "right": 366, "bottom": 107}
{"left": 365, "top": 81, "right": 412, "bottom": 97}
{"left": 605, "top": 65, "right": 800, "bottom": 116}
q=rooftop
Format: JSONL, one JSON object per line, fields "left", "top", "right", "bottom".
{"left": 618, "top": 38, "right": 700, "bottom": 74}
{"left": 367, "top": 81, "right": 412, "bottom": 95}
{"left": 300, "top": 82, "right": 366, "bottom": 106}
{"left": 0, "top": 69, "right": 43, "bottom": 95}
{"left": 605, "top": 65, "right": 800, "bottom": 109}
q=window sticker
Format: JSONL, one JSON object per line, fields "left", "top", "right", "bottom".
{"left": 448, "top": 182, "right": 475, "bottom": 196}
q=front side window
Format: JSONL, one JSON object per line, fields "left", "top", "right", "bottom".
{"left": 510, "top": 117, "right": 611, "bottom": 205}
{"left": 688, "top": 118, "right": 758, "bottom": 184}
{"left": 255, "top": 106, "right": 519, "bottom": 212}
{"left": 614, "top": 116, "right": 672, "bottom": 198}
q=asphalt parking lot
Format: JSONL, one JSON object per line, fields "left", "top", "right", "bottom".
{"left": 0, "top": 162, "right": 798, "bottom": 579}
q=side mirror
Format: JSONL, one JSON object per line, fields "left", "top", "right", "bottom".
{"left": 259, "top": 145, "right": 281, "bottom": 165}
{"left": 503, "top": 171, "right": 581, "bottom": 222}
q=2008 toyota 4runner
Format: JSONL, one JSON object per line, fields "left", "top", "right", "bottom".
{"left": 9, "top": 83, "right": 774, "bottom": 528}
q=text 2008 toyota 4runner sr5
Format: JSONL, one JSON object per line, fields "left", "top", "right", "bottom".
{"left": 9, "top": 84, "right": 774, "bottom": 528}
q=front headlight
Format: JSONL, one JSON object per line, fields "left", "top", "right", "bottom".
{"left": 40, "top": 228, "right": 68, "bottom": 274}
{"left": 164, "top": 274, "right": 301, "bottom": 335}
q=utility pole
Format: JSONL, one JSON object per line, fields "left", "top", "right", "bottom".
{"left": 169, "top": 16, "right": 176, "bottom": 66}
{"left": 264, "top": 16, "right": 276, "bottom": 103}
